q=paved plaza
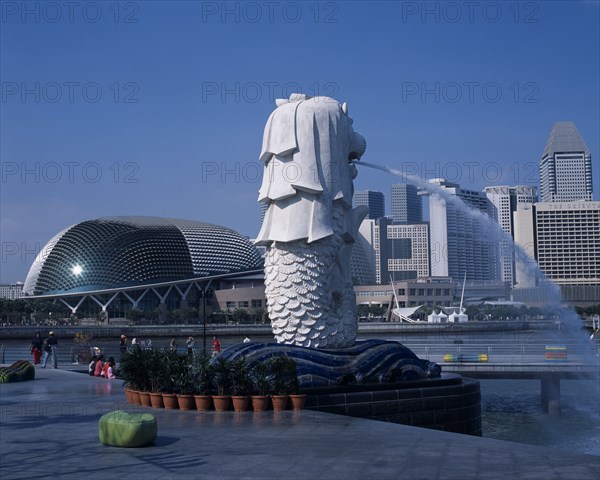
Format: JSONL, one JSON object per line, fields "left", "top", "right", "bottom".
{"left": 0, "top": 367, "right": 598, "bottom": 480}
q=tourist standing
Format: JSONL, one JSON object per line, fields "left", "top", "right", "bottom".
{"left": 212, "top": 336, "right": 221, "bottom": 357}
{"left": 30, "top": 332, "right": 43, "bottom": 365}
{"left": 186, "top": 336, "right": 195, "bottom": 358}
{"left": 41, "top": 332, "right": 58, "bottom": 368}
{"left": 119, "top": 335, "right": 127, "bottom": 358}
{"left": 169, "top": 338, "right": 177, "bottom": 352}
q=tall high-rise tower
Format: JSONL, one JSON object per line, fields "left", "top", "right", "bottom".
{"left": 354, "top": 190, "right": 385, "bottom": 219}
{"left": 540, "top": 122, "right": 592, "bottom": 202}
{"left": 427, "top": 179, "right": 499, "bottom": 283}
{"left": 484, "top": 186, "right": 538, "bottom": 286}
{"left": 391, "top": 184, "right": 422, "bottom": 223}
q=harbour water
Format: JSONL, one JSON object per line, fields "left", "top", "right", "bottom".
{"left": 2, "top": 330, "right": 599, "bottom": 457}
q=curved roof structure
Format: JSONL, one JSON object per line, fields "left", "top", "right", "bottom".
{"left": 23, "top": 216, "right": 263, "bottom": 295}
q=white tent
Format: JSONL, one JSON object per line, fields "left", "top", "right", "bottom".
{"left": 427, "top": 309, "right": 448, "bottom": 323}
{"left": 448, "top": 308, "right": 468, "bottom": 323}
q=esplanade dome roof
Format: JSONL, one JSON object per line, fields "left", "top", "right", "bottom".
{"left": 23, "top": 216, "right": 263, "bottom": 295}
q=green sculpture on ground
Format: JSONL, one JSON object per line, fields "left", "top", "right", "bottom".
{"left": 99, "top": 410, "right": 157, "bottom": 447}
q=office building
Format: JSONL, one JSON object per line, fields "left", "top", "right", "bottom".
{"left": 358, "top": 218, "right": 429, "bottom": 284}
{"left": 427, "top": 179, "right": 500, "bottom": 283}
{"left": 513, "top": 201, "right": 600, "bottom": 307}
{"left": 534, "top": 201, "right": 600, "bottom": 285}
{"left": 539, "top": 121, "right": 592, "bottom": 202}
{"left": 354, "top": 190, "right": 385, "bottom": 219}
{"left": 484, "top": 185, "right": 538, "bottom": 286}
{"left": 391, "top": 183, "right": 422, "bottom": 223}
{"left": 0, "top": 282, "right": 25, "bottom": 299}
{"left": 386, "top": 223, "right": 430, "bottom": 281}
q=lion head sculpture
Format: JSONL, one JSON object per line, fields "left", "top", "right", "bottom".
{"left": 256, "top": 94, "right": 366, "bottom": 245}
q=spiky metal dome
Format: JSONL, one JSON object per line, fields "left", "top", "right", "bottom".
{"left": 23, "top": 216, "right": 262, "bottom": 295}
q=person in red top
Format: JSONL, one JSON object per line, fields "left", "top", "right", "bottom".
{"left": 94, "top": 355, "right": 105, "bottom": 376}
{"left": 101, "top": 357, "right": 114, "bottom": 378}
{"left": 212, "top": 336, "right": 221, "bottom": 357}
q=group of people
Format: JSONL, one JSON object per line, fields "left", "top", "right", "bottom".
{"left": 89, "top": 355, "right": 116, "bottom": 379}
{"left": 29, "top": 332, "right": 242, "bottom": 368}
{"left": 30, "top": 331, "right": 58, "bottom": 368}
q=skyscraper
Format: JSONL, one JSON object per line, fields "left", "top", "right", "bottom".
{"left": 427, "top": 179, "right": 499, "bottom": 283}
{"left": 391, "top": 183, "right": 422, "bottom": 223}
{"left": 484, "top": 185, "right": 538, "bottom": 286}
{"left": 354, "top": 190, "right": 385, "bottom": 219}
{"left": 539, "top": 122, "right": 592, "bottom": 202}
{"left": 357, "top": 218, "right": 429, "bottom": 284}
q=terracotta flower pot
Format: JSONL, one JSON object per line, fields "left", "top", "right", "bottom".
{"left": 129, "top": 390, "right": 141, "bottom": 405}
{"left": 194, "top": 395, "right": 213, "bottom": 411}
{"left": 232, "top": 395, "right": 250, "bottom": 412}
{"left": 149, "top": 392, "right": 164, "bottom": 408}
{"left": 124, "top": 388, "right": 132, "bottom": 403}
{"left": 289, "top": 394, "right": 307, "bottom": 410}
{"left": 177, "top": 394, "right": 195, "bottom": 410}
{"left": 212, "top": 395, "right": 231, "bottom": 412}
{"left": 162, "top": 393, "right": 179, "bottom": 409}
{"left": 139, "top": 391, "right": 152, "bottom": 407}
{"left": 251, "top": 395, "right": 270, "bottom": 412}
{"left": 271, "top": 395, "right": 289, "bottom": 411}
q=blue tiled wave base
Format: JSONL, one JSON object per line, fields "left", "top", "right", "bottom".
{"left": 218, "top": 339, "right": 441, "bottom": 387}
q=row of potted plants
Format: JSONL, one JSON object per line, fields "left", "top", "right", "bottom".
{"left": 118, "top": 346, "right": 307, "bottom": 412}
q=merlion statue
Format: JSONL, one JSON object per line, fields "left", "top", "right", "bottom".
{"left": 255, "top": 94, "right": 367, "bottom": 348}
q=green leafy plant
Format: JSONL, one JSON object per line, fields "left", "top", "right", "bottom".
{"left": 145, "top": 349, "right": 168, "bottom": 393}
{"left": 212, "top": 357, "right": 232, "bottom": 396}
{"left": 193, "top": 353, "right": 214, "bottom": 395}
{"left": 250, "top": 361, "right": 271, "bottom": 396}
{"left": 160, "top": 349, "right": 182, "bottom": 394}
{"left": 266, "top": 356, "right": 299, "bottom": 395}
{"left": 229, "top": 357, "right": 252, "bottom": 396}
{"left": 174, "top": 356, "right": 196, "bottom": 395}
{"left": 117, "top": 345, "right": 150, "bottom": 391}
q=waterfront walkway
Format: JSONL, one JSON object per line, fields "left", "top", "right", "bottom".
{"left": 1, "top": 368, "right": 598, "bottom": 479}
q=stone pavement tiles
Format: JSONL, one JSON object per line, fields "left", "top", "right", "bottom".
{"left": 0, "top": 368, "right": 598, "bottom": 480}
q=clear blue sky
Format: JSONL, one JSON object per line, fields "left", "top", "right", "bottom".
{"left": 1, "top": 0, "right": 599, "bottom": 283}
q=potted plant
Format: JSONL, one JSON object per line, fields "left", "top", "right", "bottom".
{"left": 146, "top": 350, "right": 167, "bottom": 408}
{"left": 193, "top": 354, "right": 214, "bottom": 411}
{"left": 175, "top": 355, "right": 196, "bottom": 410}
{"left": 118, "top": 345, "right": 149, "bottom": 405}
{"left": 161, "top": 350, "right": 180, "bottom": 409}
{"left": 230, "top": 357, "right": 252, "bottom": 412}
{"left": 286, "top": 359, "right": 306, "bottom": 410}
{"left": 250, "top": 361, "right": 271, "bottom": 412}
{"left": 211, "top": 357, "right": 232, "bottom": 411}
{"left": 267, "top": 356, "right": 297, "bottom": 411}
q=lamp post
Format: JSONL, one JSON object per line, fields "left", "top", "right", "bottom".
{"left": 202, "top": 290, "right": 207, "bottom": 355}
{"left": 201, "top": 280, "right": 213, "bottom": 356}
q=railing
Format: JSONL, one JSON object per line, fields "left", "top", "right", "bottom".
{"left": 405, "top": 343, "right": 598, "bottom": 364}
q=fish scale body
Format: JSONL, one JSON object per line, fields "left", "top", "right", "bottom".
{"left": 264, "top": 213, "right": 358, "bottom": 348}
